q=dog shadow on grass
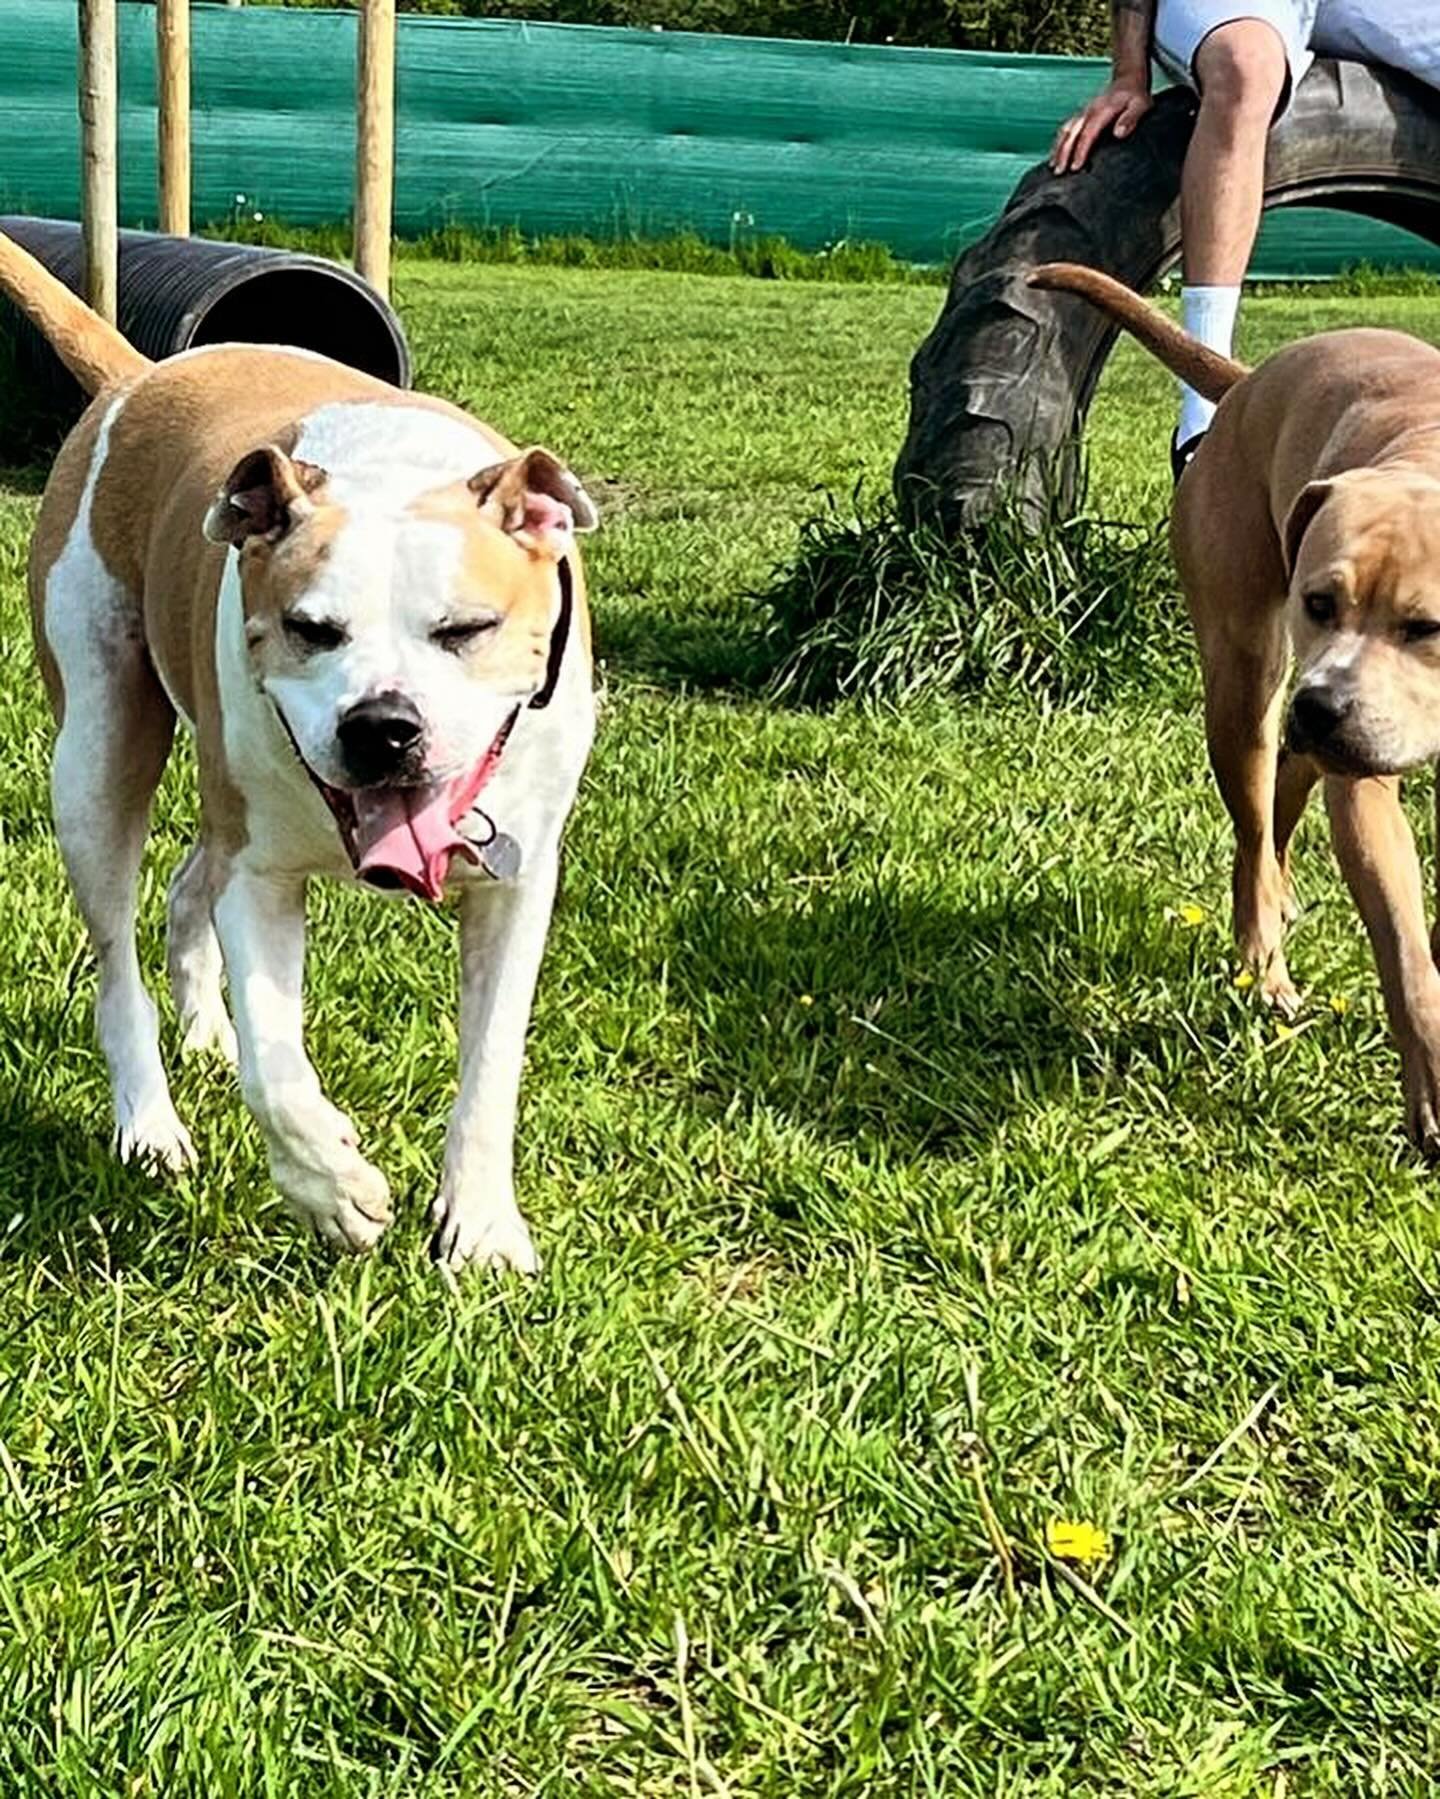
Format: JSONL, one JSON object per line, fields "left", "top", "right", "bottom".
{"left": 598, "top": 607, "right": 777, "bottom": 696}
{"left": 0, "top": 1093, "right": 195, "bottom": 1271}
{"left": 664, "top": 879, "right": 1204, "bottom": 1159}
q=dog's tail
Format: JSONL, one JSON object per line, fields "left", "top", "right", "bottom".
{"left": 0, "top": 227, "right": 151, "bottom": 395}
{"left": 1028, "top": 262, "right": 1247, "bottom": 404}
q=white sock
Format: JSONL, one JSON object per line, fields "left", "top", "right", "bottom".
{"left": 1177, "top": 284, "right": 1241, "bottom": 443}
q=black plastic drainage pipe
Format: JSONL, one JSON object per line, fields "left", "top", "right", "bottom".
{"left": 0, "top": 216, "right": 412, "bottom": 431}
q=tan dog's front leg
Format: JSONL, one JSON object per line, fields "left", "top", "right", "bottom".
{"left": 213, "top": 863, "right": 393, "bottom": 1251}
{"left": 1199, "top": 634, "right": 1298, "bottom": 1011}
{"left": 1326, "top": 776, "right": 1440, "bottom": 1156}
{"left": 1274, "top": 749, "right": 1321, "bottom": 927}
{"left": 431, "top": 855, "right": 560, "bottom": 1275}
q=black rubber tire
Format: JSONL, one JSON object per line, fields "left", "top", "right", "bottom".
{"left": 894, "top": 59, "right": 1440, "bottom": 533}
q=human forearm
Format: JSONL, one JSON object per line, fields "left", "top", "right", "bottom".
{"left": 1111, "top": 0, "right": 1154, "bottom": 84}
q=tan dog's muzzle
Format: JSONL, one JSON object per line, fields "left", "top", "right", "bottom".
{"left": 1284, "top": 681, "right": 1357, "bottom": 766}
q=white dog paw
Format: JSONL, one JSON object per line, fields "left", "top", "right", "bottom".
{"left": 179, "top": 1001, "right": 239, "bottom": 1066}
{"left": 430, "top": 1192, "right": 539, "bottom": 1276}
{"left": 274, "top": 1144, "right": 393, "bottom": 1256}
{"left": 115, "top": 1100, "right": 197, "bottom": 1174}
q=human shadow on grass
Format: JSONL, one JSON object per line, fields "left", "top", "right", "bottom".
{"left": 663, "top": 879, "right": 1219, "bottom": 1160}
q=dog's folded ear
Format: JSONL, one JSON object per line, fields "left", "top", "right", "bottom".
{"left": 204, "top": 445, "right": 328, "bottom": 547}
{"left": 469, "top": 448, "right": 598, "bottom": 557}
{"left": 1282, "top": 479, "right": 1335, "bottom": 582}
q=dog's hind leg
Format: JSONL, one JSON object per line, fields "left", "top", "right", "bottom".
{"left": 47, "top": 608, "right": 191, "bottom": 1170}
{"left": 167, "top": 842, "right": 238, "bottom": 1064}
{"left": 1195, "top": 613, "right": 1298, "bottom": 1011}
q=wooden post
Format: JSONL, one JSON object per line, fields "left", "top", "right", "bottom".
{"left": 157, "top": 0, "right": 190, "bottom": 238}
{"left": 78, "top": 0, "right": 119, "bottom": 322}
{"left": 354, "top": 0, "right": 396, "bottom": 299}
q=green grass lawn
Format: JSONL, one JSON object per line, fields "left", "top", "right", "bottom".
{"left": 4, "top": 265, "right": 1440, "bottom": 1794}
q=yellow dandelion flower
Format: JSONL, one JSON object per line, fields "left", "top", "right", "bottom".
{"left": 1177, "top": 903, "right": 1207, "bottom": 928}
{"left": 1274, "top": 1021, "right": 1296, "bottom": 1042}
{"left": 1329, "top": 994, "right": 1348, "bottom": 1016}
{"left": 798, "top": 994, "right": 814, "bottom": 1008}
{"left": 1045, "top": 1519, "right": 1111, "bottom": 1565}
{"left": 1234, "top": 970, "right": 1255, "bottom": 991}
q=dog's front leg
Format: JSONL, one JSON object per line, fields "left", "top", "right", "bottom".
{"left": 432, "top": 852, "right": 560, "bottom": 1274}
{"left": 213, "top": 862, "right": 393, "bottom": 1251}
{"left": 1326, "top": 776, "right": 1440, "bottom": 1156}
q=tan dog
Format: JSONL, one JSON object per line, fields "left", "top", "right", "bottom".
{"left": 8, "top": 228, "right": 597, "bottom": 1269}
{"left": 1031, "top": 262, "right": 1440, "bottom": 1154}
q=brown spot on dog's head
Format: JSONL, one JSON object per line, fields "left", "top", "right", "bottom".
{"left": 1285, "top": 468, "right": 1440, "bottom": 774}
{"left": 468, "top": 448, "right": 598, "bottom": 559}
{"left": 204, "top": 443, "right": 348, "bottom": 650}
{"left": 410, "top": 447, "right": 597, "bottom": 698}
{"left": 204, "top": 444, "right": 328, "bottom": 548}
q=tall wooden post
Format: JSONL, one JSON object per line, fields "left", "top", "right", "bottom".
{"left": 354, "top": 0, "right": 396, "bottom": 299}
{"left": 157, "top": 0, "right": 190, "bottom": 237}
{"left": 78, "top": 0, "right": 119, "bottom": 322}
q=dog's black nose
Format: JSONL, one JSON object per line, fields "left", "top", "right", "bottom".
{"left": 337, "top": 691, "right": 424, "bottom": 784}
{"left": 1289, "top": 685, "right": 1348, "bottom": 747}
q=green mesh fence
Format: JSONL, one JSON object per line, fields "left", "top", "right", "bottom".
{"left": 0, "top": 0, "right": 1435, "bottom": 275}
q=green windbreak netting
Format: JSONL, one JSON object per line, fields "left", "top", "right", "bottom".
{"left": 0, "top": 0, "right": 1435, "bottom": 275}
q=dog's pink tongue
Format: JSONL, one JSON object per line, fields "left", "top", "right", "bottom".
{"left": 352, "top": 784, "right": 479, "bottom": 903}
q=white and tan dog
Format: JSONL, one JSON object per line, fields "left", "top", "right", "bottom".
{"left": 8, "top": 230, "right": 596, "bottom": 1271}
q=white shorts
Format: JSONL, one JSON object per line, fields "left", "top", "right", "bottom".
{"left": 1154, "top": 0, "right": 1440, "bottom": 107}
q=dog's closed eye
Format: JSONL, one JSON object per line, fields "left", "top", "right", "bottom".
{"left": 1402, "top": 617, "right": 1440, "bottom": 644}
{"left": 283, "top": 613, "right": 348, "bottom": 652}
{"left": 432, "top": 616, "right": 500, "bottom": 653}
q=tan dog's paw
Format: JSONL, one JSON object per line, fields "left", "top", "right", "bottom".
{"left": 116, "top": 1100, "right": 197, "bottom": 1175}
{"left": 1238, "top": 941, "right": 1301, "bottom": 1018}
{"left": 1401, "top": 1040, "right": 1440, "bottom": 1159}
{"left": 431, "top": 1189, "right": 538, "bottom": 1276}
{"left": 1260, "top": 965, "right": 1301, "bottom": 1019}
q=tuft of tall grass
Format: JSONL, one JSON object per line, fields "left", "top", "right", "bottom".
{"left": 761, "top": 469, "right": 1186, "bottom": 708}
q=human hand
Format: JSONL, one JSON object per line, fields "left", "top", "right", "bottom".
{"left": 1050, "top": 78, "right": 1152, "bottom": 173}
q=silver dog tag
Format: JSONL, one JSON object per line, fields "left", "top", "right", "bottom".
{"left": 458, "top": 808, "right": 522, "bottom": 881}
{"left": 479, "top": 831, "right": 522, "bottom": 882}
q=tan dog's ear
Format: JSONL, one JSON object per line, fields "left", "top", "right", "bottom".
{"left": 1281, "top": 480, "right": 1335, "bottom": 582}
{"left": 204, "top": 445, "right": 327, "bottom": 547}
{"left": 469, "top": 448, "right": 598, "bottom": 557}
